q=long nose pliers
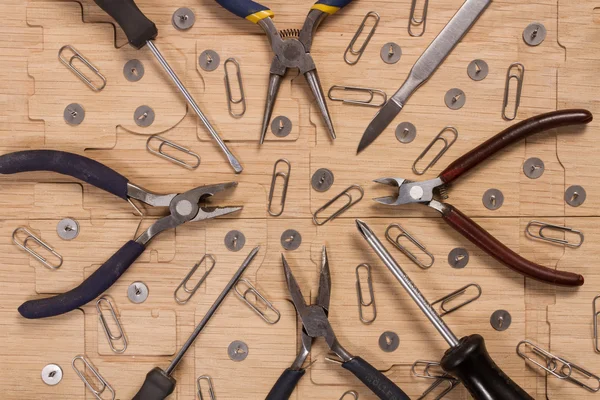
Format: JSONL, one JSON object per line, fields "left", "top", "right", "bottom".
{"left": 266, "top": 246, "right": 410, "bottom": 400}
{"left": 374, "top": 109, "right": 593, "bottom": 287}
{"left": 216, "top": 0, "right": 354, "bottom": 144}
{"left": 0, "top": 150, "right": 242, "bottom": 319}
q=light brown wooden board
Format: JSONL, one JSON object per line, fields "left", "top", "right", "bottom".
{"left": 1, "top": 0, "right": 600, "bottom": 398}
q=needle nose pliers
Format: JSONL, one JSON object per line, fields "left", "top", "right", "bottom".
{"left": 374, "top": 109, "right": 593, "bottom": 287}
{"left": 266, "top": 246, "right": 410, "bottom": 400}
{"left": 0, "top": 150, "right": 242, "bottom": 319}
{"left": 216, "top": 0, "right": 354, "bottom": 143}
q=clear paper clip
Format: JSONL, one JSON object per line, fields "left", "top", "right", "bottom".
{"left": 525, "top": 220, "right": 584, "bottom": 248}
{"left": 431, "top": 283, "right": 482, "bottom": 317}
{"left": 344, "top": 11, "right": 380, "bottom": 65}
{"left": 235, "top": 278, "right": 281, "bottom": 324}
{"left": 146, "top": 136, "right": 201, "bottom": 170}
{"left": 385, "top": 223, "right": 434, "bottom": 269}
{"left": 96, "top": 297, "right": 127, "bottom": 354}
{"left": 268, "top": 159, "right": 291, "bottom": 217}
{"left": 12, "top": 227, "right": 63, "bottom": 270}
{"left": 72, "top": 355, "right": 115, "bottom": 400}
{"left": 356, "top": 263, "right": 377, "bottom": 324}
{"left": 58, "top": 45, "right": 107, "bottom": 92}
{"left": 174, "top": 255, "right": 216, "bottom": 305}
{"left": 313, "top": 185, "right": 364, "bottom": 226}
{"left": 328, "top": 85, "right": 387, "bottom": 108}
{"left": 224, "top": 58, "right": 246, "bottom": 118}
{"left": 412, "top": 127, "right": 458, "bottom": 176}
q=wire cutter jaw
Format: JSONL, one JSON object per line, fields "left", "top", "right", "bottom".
{"left": 373, "top": 177, "right": 444, "bottom": 208}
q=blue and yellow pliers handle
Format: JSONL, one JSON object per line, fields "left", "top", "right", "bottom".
{"left": 216, "top": 0, "right": 353, "bottom": 23}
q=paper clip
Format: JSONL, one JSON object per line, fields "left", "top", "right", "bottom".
{"left": 412, "top": 127, "right": 458, "bottom": 176}
{"left": 412, "top": 360, "right": 453, "bottom": 380}
{"left": 313, "top": 185, "right": 364, "bottom": 226}
{"left": 174, "top": 255, "right": 216, "bottom": 305}
{"left": 96, "top": 297, "right": 127, "bottom": 354}
{"left": 268, "top": 159, "right": 291, "bottom": 217}
{"left": 328, "top": 85, "right": 387, "bottom": 108}
{"left": 431, "top": 283, "right": 482, "bottom": 317}
{"left": 58, "top": 45, "right": 107, "bottom": 92}
{"left": 72, "top": 355, "right": 115, "bottom": 400}
{"left": 224, "top": 58, "right": 246, "bottom": 118}
{"left": 344, "top": 11, "right": 380, "bottom": 65}
{"left": 12, "top": 227, "right": 63, "bottom": 270}
{"left": 525, "top": 220, "right": 584, "bottom": 248}
{"left": 517, "top": 340, "right": 600, "bottom": 392}
{"left": 339, "top": 390, "right": 359, "bottom": 400}
{"left": 146, "top": 136, "right": 201, "bottom": 170}
{"left": 417, "top": 378, "right": 460, "bottom": 400}
{"left": 594, "top": 295, "right": 600, "bottom": 353}
{"left": 235, "top": 278, "right": 281, "bottom": 324}
{"left": 356, "top": 264, "right": 377, "bottom": 325}
{"left": 385, "top": 223, "right": 434, "bottom": 269}
{"left": 502, "top": 62, "right": 525, "bottom": 121}
{"left": 197, "top": 375, "right": 217, "bottom": 400}
{"left": 408, "top": 0, "right": 429, "bottom": 37}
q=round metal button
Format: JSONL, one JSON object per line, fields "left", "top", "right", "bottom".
{"left": 41, "top": 364, "right": 63, "bottom": 386}
{"left": 172, "top": 7, "right": 195, "bottom": 31}
{"left": 467, "top": 59, "right": 489, "bottom": 81}
{"left": 128, "top": 282, "right": 149, "bottom": 303}
{"left": 271, "top": 116, "right": 292, "bottom": 138}
{"left": 448, "top": 248, "right": 469, "bottom": 269}
{"left": 523, "top": 23, "right": 546, "bottom": 46}
{"left": 490, "top": 310, "right": 512, "bottom": 331}
{"left": 380, "top": 42, "right": 402, "bottom": 64}
{"left": 225, "top": 230, "right": 245, "bottom": 252}
{"left": 63, "top": 103, "right": 85, "bottom": 126}
{"left": 57, "top": 218, "right": 79, "bottom": 240}
{"left": 228, "top": 340, "right": 249, "bottom": 361}
{"left": 281, "top": 229, "right": 302, "bottom": 251}
{"left": 482, "top": 188, "right": 504, "bottom": 210}
{"left": 123, "top": 59, "right": 145, "bottom": 82}
{"left": 395, "top": 122, "right": 417, "bottom": 144}
{"left": 199, "top": 50, "right": 220, "bottom": 72}
{"left": 311, "top": 168, "right": 335, "bottom": 192}
{"left": 134, "top": 105, "right": 155, "bottom": 127}
{"left": 523, "top": 157, "right": 545, "bottom": 179}
{"left": 378, "top": 331, "right": 399, "bottom": 352}
{"left": 444, "top": 88, "right": 466, "bottom": 110}
{"left": 565, "top": 185, "right": 586, "bottom": 207}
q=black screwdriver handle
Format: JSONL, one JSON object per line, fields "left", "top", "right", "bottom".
{"left": 265, "top": 368, "right": 306, "bottom": 400}
{"left": 0, "top": 150, "right": 130, "bottom": 200}
{"left": 441, "top": 335, "right": 533, "bottom": 400}
{"left": 93, "top": 0, "right": 157, "bottom": 49}
{"left": 342, "top": 357, "right": 410, "bottom": 400}
{"left": 132, "top": 367, "right": 177, "bottom": 400}
{"left": 18, "top": 240, "right": 145, "bottom": 319}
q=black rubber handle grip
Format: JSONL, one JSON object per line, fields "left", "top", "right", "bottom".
{"left": 0, "top": 150, "right": 130, "bottom": 200}
{"left": 441, "top": 335, "right": 533, "bottom": 400}
{"left": 342, "top": 357, "right": 410, "bottom": 400}
{"left": 265, "top": 368, "right": 306, "bottom": 400}
{"left": 18, "top": 240, "right": 145, "bottom": 319}
{"left": 93, "top": 0, "right": 157, "bottom": 49}
{"left": 132, "top": 367, "right": 176, "bottom": 400}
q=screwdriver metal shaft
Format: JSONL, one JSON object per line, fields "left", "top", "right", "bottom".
{"left": 146, "top": 40, "right": 243, "bottom": 174}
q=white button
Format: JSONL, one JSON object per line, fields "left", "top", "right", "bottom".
{"left": 409, "top": 186, "right": 424, "bottom": 200}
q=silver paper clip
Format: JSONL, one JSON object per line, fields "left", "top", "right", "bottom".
{"left": 340, "top": 390, "right": 359, "bottom": 400}
{"left": 224, "top": 58, "right": 246, "bottom": 118}
{"left": 431, "top": 283, "right": 482, "bottom": 317}
{"left": 412, "top": 360, "right": 453, "bottom": 380}
{"left": 96, "top": 297, "right": 127, "bottom": 354}
{"left": 594, "top": 295, "right": 600, "bottom": 353}
{"left": 412, "top": 127, "right": 458, "bottom": 176}
{"left": 197, "top": 375, "right": 217, "bottom": 400}
{"left": 72, "top": 355, "right": 115, "bottom": 400}
{"left": 12, "top": 227, "right": 63, "bottom": 270}
{"left": 408, "top": 0, "right": 429, "bottom": 37}
{"left": 502, "top": 62, "right": 525, "bottom": 121}
{"left": 356, "top": 263, "right": 377, "bottom": 325}
{"left": 146, "top": 135, "right": 201, "bottom": 170}
{"left": 328, "top": 85, "right": 387, "bottom": 108}
{"left": 417, "top": 378, "right": 459, "bottom": 400}
{"left": 385, "top": 223, "right": 434, "bottom": 269}
{"left": 344, "top": 11, "right": 380, "bottom": 65}
{"left": 268, "top": 159, "right": 291, "bottom": 217}
{"left": 174, "top": 255, "right": 216, "bottom": 305}
{"left": 58, "top": 45, "right": 107, "bottom": 92}
{"left": 235, "top": 278, "right": 281, "bottom": 324}
{"left": 313, "top": 185, "right": 364, "bottom": 226}
{"left": 517, "top": 340, "right": 600, "bottom": 392}
{"left": 525, "top": 220, "right": 584, "bottom": 248}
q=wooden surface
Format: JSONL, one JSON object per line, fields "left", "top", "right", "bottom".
{"left": 1, "top": 0, "right": 599, "bottom": 398}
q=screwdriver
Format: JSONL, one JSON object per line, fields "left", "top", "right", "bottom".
{"left": 132, "top": 246, "right": 260, "bottom": 400}
{"left": 91, "top": 0, "right": 243, "bottom": 174}
{"left": 355, "top": 220, "right": 533, "bottom": 400}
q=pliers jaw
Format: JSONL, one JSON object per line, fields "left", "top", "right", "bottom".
{"left": 373, "top": 177, "right": 443, "bottom": 208}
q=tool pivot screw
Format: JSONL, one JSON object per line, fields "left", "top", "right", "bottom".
{"left": 409, "top": 186, "right": 424, "bottom": 200}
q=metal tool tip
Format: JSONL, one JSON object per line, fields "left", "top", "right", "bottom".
{"left": 355, "top": 219, "right": 372, "bottom": 238}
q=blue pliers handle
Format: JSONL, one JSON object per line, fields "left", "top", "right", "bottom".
{"left": 216, "top": 0, "right": 353, "bottom": 23}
